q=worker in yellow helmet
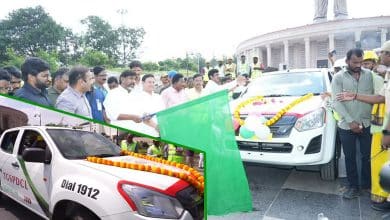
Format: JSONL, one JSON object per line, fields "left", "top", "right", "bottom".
{"left": 363, "top": 50, "right": 379, "bottom": 71}
{"left": 361, "top": 50, "right": 388, "bottom": 207}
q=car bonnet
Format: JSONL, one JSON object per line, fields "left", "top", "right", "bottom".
{"left": 75, "top": 156, "right": 189, "bottom": 192}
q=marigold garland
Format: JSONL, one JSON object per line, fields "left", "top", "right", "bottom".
{"left": 234, "top": 93, "right": 314, "bottom": 127}
{"left": 86, "top": 150, "right": 204, "bottom": 195}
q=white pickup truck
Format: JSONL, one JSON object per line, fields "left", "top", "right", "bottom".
{"left": 0, "top": 126, "right": 203, "bottom": 220}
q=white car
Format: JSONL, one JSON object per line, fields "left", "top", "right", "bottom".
{"left": 231, "top": 69, "right": 339, "bottom": 180}
{"left": 0, "top": 126, "right": 203, "bottom": 220}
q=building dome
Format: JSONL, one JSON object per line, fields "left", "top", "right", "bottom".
{"left": 237, "top": 16, "right": 390, "bottom": 69}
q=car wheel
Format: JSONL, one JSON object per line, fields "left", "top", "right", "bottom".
{"left": 320, "top": 156, "right": 338, "bottom": 181}
{"left": 65, "top": 204, "right": 99, "bottom": 220}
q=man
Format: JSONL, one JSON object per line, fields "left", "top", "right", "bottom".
{"left": 331, "top": 48, "right": 374, "bottom": 199}
{"left": 160, "top": 70, "right": 177, "bottom": 94}
{"left": 362, "top": 50, "right": 379, "bottom": 71}
{"left": 47, "top": 67, "right": 69, "bottom": 105}
{"left": 92, "top": 66, "right": 108, "bottom": 97}
{"left": 215, "top": 59, "right": 225, "bottom": 78}
{"left": 107, "top": 76, "right": 119, "bottom": 90}
{"left": 155, "top": 73, "right": 170, "bottom": 94}
{"left": 3, "top": 66, "right": 22, "bottom": 95}
{"left": 0, "top": 69, "right": 11, "bottom": 94}
{"left": 224, "top": 57, "right": 236, "bottom": 79}
{"left": 186, "top": 73, "right": 204, "bottom": 100}
{"left": 204, "top": 69, "right": 221, "bottom": 94}
{"left": 237, "top": 55, "right": 250, "bottom": 77}
{"left": 250, "top": 56, "right": 264, "bottom": 79}
{"left": 161, "top": 73, "right": 187, "bottom": 108}
{"left": 56, "top": 66, "right": 94, "bottom": 118}
{"left": 127, "top": 74, "right": 165, "bottom": 137}
{"left": 104, "top": 70, "right": 141, "bottom": 127}
{"left": 204, "top": 69, "right": 241, "bottom": 95}
{"left": 186, "top": 73, "right": 205, "bottom": 168}
{"left": 201, "top": 62, "right": 212, "bottom": 83}
{"left": 129, "top": 60, "right": 143, "bottom": 93}
{"left": 374, "top": 40, "right": 390, "bottom": 210}
{"left": 86, "top": 83, "right": 106, "bottom": 122}
{"left": 15, "top": 57, "right": 52, "bottom": 106}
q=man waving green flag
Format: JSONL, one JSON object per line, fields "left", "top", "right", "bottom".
{"left": 157, "top": 90, "right": 252, "bottom": 215}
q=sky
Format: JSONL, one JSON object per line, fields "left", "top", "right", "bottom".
{"left": 1, "top": 0, "right": 389, "bottom": 61}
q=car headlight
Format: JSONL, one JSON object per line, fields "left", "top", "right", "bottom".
{"left": 294, "top": 108, "right": 325, "bottom": 132}
{"left": 120, "top": 184, "right": 184, "bottom": 218}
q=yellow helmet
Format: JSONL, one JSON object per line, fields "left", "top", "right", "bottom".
{"left": 363, "top": 50, "right": 378, "bottom": 62}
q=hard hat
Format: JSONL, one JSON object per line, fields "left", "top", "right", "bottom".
{"left": 363, "top": 50, "right": 378, "bottom": 62}
{"left": 227, "top": 56, "right": 233, "bottom": 60}
{"left": 37, "top": 135, "right": 43, "bottom": 141}
{"left": 334, "top": 58, "right": 347, "bottom": 68}
{"left": 381, "top": 40, "right": 390, "bottom": 53}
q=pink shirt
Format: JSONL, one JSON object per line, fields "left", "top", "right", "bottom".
{"left": 161, "top": 86, "right": 188, "bottom": 108}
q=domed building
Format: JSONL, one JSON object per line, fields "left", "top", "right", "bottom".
{"left": 236, "top": 16, "right": 390, "bottom": 69}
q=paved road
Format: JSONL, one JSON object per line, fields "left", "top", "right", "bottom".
{"left": 209, "top": 163, "right": 388, "bottom": 220}
{"left": 0, "top": 194, "right": 43, "bottom": 220}
{"left": 0, "top": 163, "right": 387, "bottom": 220}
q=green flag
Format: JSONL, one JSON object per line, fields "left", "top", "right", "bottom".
{"left": 157, "top": 90, "right": 252, "bottom": 216}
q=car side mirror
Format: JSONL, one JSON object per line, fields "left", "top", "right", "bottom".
{"left": 22, "top": 148, "right": 51, "bottom": 164}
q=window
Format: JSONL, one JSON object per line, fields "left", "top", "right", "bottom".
{"left": 18, "top": 130, "right": 48, "bottom": 155}
{"left": 0, "top": 131, "right": 19, "bottom": 154}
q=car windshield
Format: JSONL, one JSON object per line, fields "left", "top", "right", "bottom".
{"left": 47, "top": 129, "right": 121, "bottom": 159}
{"left": 243, "top": 71, "right": 325, "bottom": 98}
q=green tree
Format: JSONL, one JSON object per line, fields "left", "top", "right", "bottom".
{"left": 143, "top": 62, "right": 159, "bottom": 72}
{"left": 117, "top": 27, "right": 145, "bottom": 65}
{"left": 79, "top": 50, "right": 110, "bottom": 67}
{"left": 0, "top": 6, "right": 65, "bottom": 57}
{"left": 1, "top": 48, "right": 24, "bottom": 68}
{"left": 36, "top": 50, "right": 60, "bottom": 73}
{"left": 81, "top": 16, "right": 119, "bottom": 61}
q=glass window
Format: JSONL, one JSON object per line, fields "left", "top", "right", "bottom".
{"left": 18, "top": 130, "right": 48, "bottom": 155}
{"left": 47, "top": 129, "right": 121, "bottom": 159}
{"left": 244, "top": 71, "right": 325, "bottom": 98}
{"left": 0, "top": 130, "right": 19, "bottom": 154}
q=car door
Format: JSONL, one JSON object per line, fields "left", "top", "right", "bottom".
{"left": 0, "top": 129, "right": 21, "bottom": 201}
{"left": 15, "top": 129, "right": 52, "bottom": 218}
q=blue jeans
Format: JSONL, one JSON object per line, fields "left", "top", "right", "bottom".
{"left": 338, "top": 126, "right": 372, "bottom": 189}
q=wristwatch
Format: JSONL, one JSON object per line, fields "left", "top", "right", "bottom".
{"left": 383, "top": 130, "right": 390, "bottom": 135}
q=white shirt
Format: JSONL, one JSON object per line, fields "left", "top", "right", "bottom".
{"left": 186, "top": 88, "right": 204, "bottom": 100}
{"left": 204, "top": 80, "right": 237, "bottom": 95}
{"left": 103, "top": 86, "right": 131, "bottom": 120}
{"left": 115, "top": 90, "right": 165, "bottom": 137}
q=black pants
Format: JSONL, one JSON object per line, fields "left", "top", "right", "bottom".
{"left": 338, "top": 126, "right": 372, "bottom": 189}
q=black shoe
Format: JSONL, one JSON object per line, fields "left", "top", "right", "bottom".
{"left": 371, "top": 201, "right": 390, "bottom": 211}
{"left": 342, "top": 188, "right": 360, "bottom": 199}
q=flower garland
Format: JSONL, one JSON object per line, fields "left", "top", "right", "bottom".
{"left": 234, "top": 93, "right": 314, "bottom": 127}
{"left": 86, "top": 150, "right": 204, "bottom": 194}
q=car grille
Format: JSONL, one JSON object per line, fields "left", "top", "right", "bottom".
{"left": 236, "top": 114, "right": 297, "bottom": 138}
{"left": 237, "top": 141, "right": 293, "bottom": 153}
{"left": 176, "top": 186, "right": 204, "bottom": 220}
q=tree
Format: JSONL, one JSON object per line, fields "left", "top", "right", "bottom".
{"left": 143, "top": 62, "right": 159, "bottom": 72}
{"left": 36, "top": 50, "right": 60, "bottom": 73}
{"left": 0, "top": 6, "right": 65, "bottom": 57}
{"left": 79, "top": 49, "right": 110, "bottom": 67}
{"left": 116, "top": 27, "right": 145, "bottom": 65}
{"left": 81, "top": 16, "right": 119, "bottom": 61}
{"left": 0, "top": 48, "right": 24, "bottom": 68}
